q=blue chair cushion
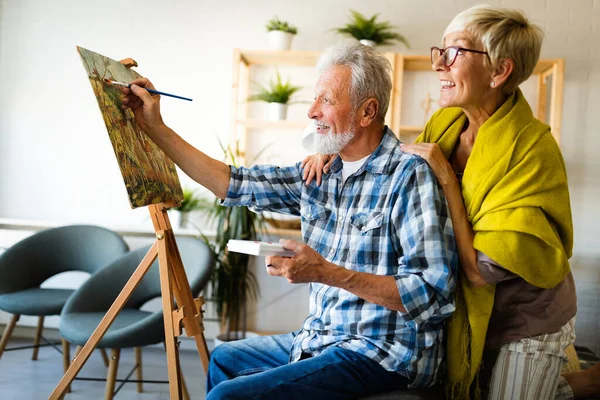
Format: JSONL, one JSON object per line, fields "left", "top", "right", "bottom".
{"left": 60, "top": 308, "right": 165, "bottom": 348}
{"left": 0, "top": 288, "right": 74, "bottom": 316}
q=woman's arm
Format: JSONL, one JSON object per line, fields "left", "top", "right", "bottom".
{"left": 400, "top": 143, "right": 487, "bottom": 288}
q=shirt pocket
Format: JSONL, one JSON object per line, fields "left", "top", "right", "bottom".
{"left": 300, "top": 203, "right": 332, "bottom": 251}
{"left": 349, "top": 211, "right": 385, "bottom": 270}
{"left": 300, "top": 203, "right": 331, "bottom": 221}
{"left": 350, "top": 212, "right": 383, "bottom": 233}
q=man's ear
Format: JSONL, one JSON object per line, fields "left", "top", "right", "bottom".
{"left": 360, "top": 98, "right": 379, "bottom": 127}
{"left": 491, "top": 58, "right": 514, "bottom": 89}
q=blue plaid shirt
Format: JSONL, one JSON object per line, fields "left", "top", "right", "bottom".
{"left": 223, "top": 128, "right": 457, "bottom": 388}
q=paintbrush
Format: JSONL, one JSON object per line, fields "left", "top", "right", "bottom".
{"left": 103, "top": 79, "right": 193, "bottom": 102}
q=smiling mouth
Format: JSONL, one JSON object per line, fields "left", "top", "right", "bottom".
{"left": 440, "top": 80, "right": 456, "bottom": 89}
{"left": 315, "top": 123, "right": 330, "bottom": 133}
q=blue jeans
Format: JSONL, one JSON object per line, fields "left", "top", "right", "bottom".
{"left": 206, "top": 332, "right": 409, "bottom": 400}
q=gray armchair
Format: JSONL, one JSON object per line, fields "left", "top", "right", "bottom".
{"left": 59, "top": 236, "right": 214, "bottom": 399}
{"left": 0, "top": 225, "right": 129, "bottom": 361}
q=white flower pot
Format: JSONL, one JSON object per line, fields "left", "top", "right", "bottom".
{"left": 178, "top": 211, "right": 190, "bottom": 229}
{"left": 268, "top": 30, "right": 294, "bottom": 51}
{"left": 359, "top": 39, "right": 377, "bottom": 48}
{"left": 268, "top": 102, "right": 287, "bottom": 121}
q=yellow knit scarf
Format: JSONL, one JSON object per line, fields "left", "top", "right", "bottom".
{"left": 416, "top": 89, "right": 573, "bottom": 399}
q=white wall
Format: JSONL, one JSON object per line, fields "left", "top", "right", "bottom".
{"left": 1, "top": 0, "right": 599, "bottom": 333}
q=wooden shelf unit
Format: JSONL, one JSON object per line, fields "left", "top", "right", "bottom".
{"left": 230, "top": 49, "right": 565, "bottom": 164}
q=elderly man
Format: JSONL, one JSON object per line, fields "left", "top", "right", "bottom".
{"left": 122, "top": 43, "right": 457, "bottom": 399}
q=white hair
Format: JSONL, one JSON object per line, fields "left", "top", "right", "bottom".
{"left": 317, "top": 43, "right": 392, "bottom": 121}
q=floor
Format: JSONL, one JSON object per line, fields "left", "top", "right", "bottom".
{"left": 0, "top": 338, "right": 208, "bottom": 400}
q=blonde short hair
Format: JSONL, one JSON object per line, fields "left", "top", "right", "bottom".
{"left": 443, "top": 4, "right": 544, "bottom": 94}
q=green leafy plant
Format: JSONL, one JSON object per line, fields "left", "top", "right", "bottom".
{"left": 266, "top": 16, "right": 298, "bottom": 35}
{"left": 174, "top": 187, "right": 202, "bottom": 212}
{"left": 247, "top": 71, "right": 302, "bottom": 104}
{"left": 193, "top": 140, "right": 273, "bottom": 340}
{"left": 334, "top": 10, "right": 410, "bottom": 48}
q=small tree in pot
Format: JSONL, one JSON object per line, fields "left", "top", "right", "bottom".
{"left": 266, "top": 16, "right": 298, "bottom": 51}
{"left": 195, "top": 143, "right": 267, "bottom": 342}
{"left": 334, "top": 10, "right": 410, "bottom": 49}
{"left": 247, "top": 71, "right": 302, "bottom": 121}
{"left": 173, "top": 187, "right": 202, "bottom": 228}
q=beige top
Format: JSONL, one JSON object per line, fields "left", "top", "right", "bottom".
{"left": 477, "top": 251, "right": 577, "bottom": 349}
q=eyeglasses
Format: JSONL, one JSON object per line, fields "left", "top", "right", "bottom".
{"left": 430, "top": 46, "right": 489, "bottom": 67}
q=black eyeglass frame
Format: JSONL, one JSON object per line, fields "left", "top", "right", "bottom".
{"left": 430, "top": 46, "right": 489, "bottom": 67}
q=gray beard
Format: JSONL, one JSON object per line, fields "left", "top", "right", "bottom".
{"left": 314, "top": 130, "right": 355, "bottom": 154}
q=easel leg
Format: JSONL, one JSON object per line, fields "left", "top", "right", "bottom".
{"left": 48, "top": 243, "right": 159, "bottom": 400}
{"left": 158, "top": 237, "right": 183, "bottom": 399}
{"left": 180, "top": 361, "right": 191, "bottom": 400}
{"left": 165, "top": 234, "right": 210, "bottom": 373}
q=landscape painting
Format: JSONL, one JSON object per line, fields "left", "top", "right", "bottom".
{"left": 77, "top": 46, "right": 183, "bottom": 209}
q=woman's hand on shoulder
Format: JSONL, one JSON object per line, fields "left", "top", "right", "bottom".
{"left": 301, "top": 153, "right": 335, "bottom": 186}
{"left": 399, "top": 143, "right": 457, "bottom": 187}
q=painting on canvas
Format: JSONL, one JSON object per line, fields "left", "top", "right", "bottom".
{"left": 77, "top": 46, "right": 183, "bottom": 209}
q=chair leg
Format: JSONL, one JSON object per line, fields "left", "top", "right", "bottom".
{"left": 0, "top": 314, "right": 20, "bottom": 360}
{"left": 32, "top": 316, "right": 45, "bottom": 360}
{"left": 99, "top": 348, "right": 109, "bottom": 367}
{"left": 104, "top": 348, "right": 120, "bottom": 400}
{"left": 134, "top": 347, "right": 143, "bottom": 393}
{"left": 62, "top": 339, "right": 71, "bottom": 393}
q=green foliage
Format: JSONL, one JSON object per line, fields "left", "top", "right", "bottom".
{"left": 174, "top": 187, "right": 202, "bottom": 212}
{"left": 266, "top": 16, "right": 298, "bottom": 34}
{"left": 197, "top": 200, "right": 264, "bottom": 337}
{"left": 247, "top": 71, "right": 302, "bottom": 104}
{"left": 193, "top": 141, "right": 267, "bottom": 338}
{"left": 334, "top": 10, "right": 410, "bottom": 48}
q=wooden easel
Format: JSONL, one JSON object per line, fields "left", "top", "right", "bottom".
{"left": 49, "top": 202, "right": 210, "bottom": 400}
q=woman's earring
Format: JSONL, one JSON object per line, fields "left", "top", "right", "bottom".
{"left": 490, "top": 81, "right": 495, "bottom": 87}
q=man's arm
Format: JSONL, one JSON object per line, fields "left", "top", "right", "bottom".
{"left": 141, "top": 123, "right": 231, "bottom": 199}
{"left": 267, "top": 241, "right": 406, "bottom": 311}
{"left": 122, "top": 78, "right": 230, "bottom": 199}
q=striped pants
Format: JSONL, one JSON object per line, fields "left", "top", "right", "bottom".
{"left": 480, "top": 317, "right": 576, "bottom": 400}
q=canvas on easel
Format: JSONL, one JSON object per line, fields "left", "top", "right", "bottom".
{"left": 77, "top": 46, "right": 183, "bottom": 208}
{"left": 49, "top": 48, "right": 209, "bottom": 400}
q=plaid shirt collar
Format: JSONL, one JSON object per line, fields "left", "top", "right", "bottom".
{"left": 328, "top": 126, "right": 398, "bottom": 176}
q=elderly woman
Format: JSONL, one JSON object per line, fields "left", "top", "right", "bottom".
{"left": 303, "top": 5, "right": 600, "bottom": 399}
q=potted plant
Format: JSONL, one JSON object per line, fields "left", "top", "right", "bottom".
{"left": 173, "top": 187, "right": 202, "bottom": 228}
{"left": 333, "top": 10, "right": 410, "bottom": 49}
{"left": 247, "top": 71, "right": 302, "bottom": 121}
{"left": 266, "top": 16, "right": 298, "bottom": 51}
{"left": 194, "top": 143, "right": 267, "bottom": 343}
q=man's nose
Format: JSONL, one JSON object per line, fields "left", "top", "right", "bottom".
{"left": 307, "top": 101, "right": 320, "bottom": 119}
